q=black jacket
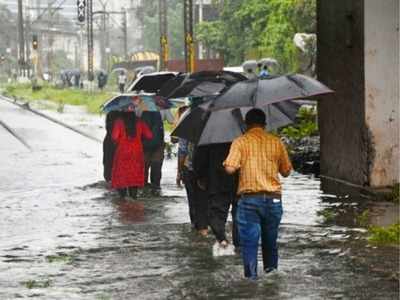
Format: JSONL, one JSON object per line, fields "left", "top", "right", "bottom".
{"left": 193, "top": 143, "right": 238, "bottom": 195}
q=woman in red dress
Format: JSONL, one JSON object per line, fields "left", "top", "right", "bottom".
{"left": 111, "top": 111, "right": 153, "bottom": 199}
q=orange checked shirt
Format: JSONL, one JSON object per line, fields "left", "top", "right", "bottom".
{"left": 224, "top": 127, "right": 292, "bottom": 196}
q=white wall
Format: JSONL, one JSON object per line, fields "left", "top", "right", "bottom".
{"left": 364, "top": 0, "right": 400, "bottom": 187}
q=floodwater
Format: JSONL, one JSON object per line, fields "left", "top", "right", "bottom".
{"left": 0, "top": 99, "right": 398, "bottom": 299}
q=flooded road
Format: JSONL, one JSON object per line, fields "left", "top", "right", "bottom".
{"left": 0, "top": 99, "right": 398, "bottom": 299}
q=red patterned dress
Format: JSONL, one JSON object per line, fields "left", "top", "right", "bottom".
{"left": 111, "top": 119, "right": 153, "bottom": 189}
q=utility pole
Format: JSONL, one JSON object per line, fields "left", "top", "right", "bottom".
{"left": 122, "top": 8, "right": 128, "bottom": 60}
{"left": 159, "top": 0, "right": 168, "bottom": 70}
{"left": 100, "top": 11, "right": 107, "bottom": 70}
{"left": 183, "top": 0, "right": 194, "bottom": 73}
{"left": 17, "top": 0, "right": 26, "bottom": 76}
{"left": 198, "top": 0, "right": 204, "bottom": 59}
{"left": 87, "top": 0, "right": 94, "bottom": 81}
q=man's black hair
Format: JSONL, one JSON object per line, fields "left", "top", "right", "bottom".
{"left": 263, "top": 65, "right": 268, "bottom": 70}
{"left": 245, "top": 108, "right": 266, "bottom": 126}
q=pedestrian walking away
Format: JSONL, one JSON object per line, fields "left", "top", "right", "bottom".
{"left": 141, "top": 111, "right": 166, "bottom": 192}
{"left": 118, "top": 71, "right": 127, "bottom": 93}
{"left": 224, "top": 108, "right": 292, "bottom": 280}
{"left": 178, "top": 138, "right": 209, "bottom": 236}
{"left": 194, "top": 143, "right": 239, "bottom": 249}
{"left": 111, "top": 110, "right": 153, "bottom": 199}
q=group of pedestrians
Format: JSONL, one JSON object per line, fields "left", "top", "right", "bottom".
{"left": 103, "top": 68, "right": 293, "bottom": 279}
{"left": 103, "top": 107, "right": 168, "bottom": 199}
{"left": 175, "top": 107, "right": 293, "bottom": 280}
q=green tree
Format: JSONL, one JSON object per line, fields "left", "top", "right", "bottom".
{"left": 196, "top": 0, "right": 316, "bottom": 72}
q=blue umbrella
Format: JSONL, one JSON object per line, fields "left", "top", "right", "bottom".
{"left": 101, "top": 93, "right": 174, "bottom": 113}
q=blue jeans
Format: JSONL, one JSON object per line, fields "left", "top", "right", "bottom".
{"left": 236, "top": 195, "right": 283, "bottom": 279}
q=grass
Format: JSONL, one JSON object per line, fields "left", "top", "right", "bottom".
{"left": 316, "top": 208, "right": 337, "bottom": 223}
{"left": 22, "top": 279, "right": 52, "bottom": 289}
{"left": 4, "top": 83, "right": 113, "bottom": 114}
{"left": 368, "top": 223, "right": 400, "bottom": 246}
{"left": 45, "top": 253, "right": 74, "bottom": 264}
{"left": 356, "top": 209, "right": 370, "bottom": 227}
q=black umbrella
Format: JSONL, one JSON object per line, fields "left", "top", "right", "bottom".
{"left": 158, "top": 70, "right": 247, "bottom": 99}
{"left": 210, "top": 74, "right": 333, "bottom": 111}
{"left": 128, "top": 71, "right": 178, "bottom": 93}
{"left": 171, "top": 100, "right": 301, "bottom": 146}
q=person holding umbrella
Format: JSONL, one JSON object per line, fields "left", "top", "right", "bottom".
{"left": 193, "top": 143, "right": 239, "bottom": 249}
{"left": 118, "top": 71, "right": 127, "bottom": 93}
{"left": 111, "top": 105, "right": 153, "bottom": 199}
{"left": 224, "top": 108, "right": 292, "bottom": 280}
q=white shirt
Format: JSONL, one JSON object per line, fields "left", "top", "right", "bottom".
{"left": 118, "top": 74, "right": 127, "bottom": 84}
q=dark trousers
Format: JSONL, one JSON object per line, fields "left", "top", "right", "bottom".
{"left": 193, "top": 183, "right": 209, "bottom": 230}
{"left": 237, "top": 196, "right": 282, "bottom": 279}
{"left": 144, "top": 145, "right": 164, "bottom": 189}
{"left": 118, "top": 83, "right": 125, "bottom": 93}
{"left": 103, "top": 135, "right": 116, "bottom": 182}
{"left": 209, "top": 192, "right": 235, "bottom": 242}
{"left": 182, "top": 168, "right": 208, "bottom": 230}
{"left": 117, "top": 187, "right": 138, "bottom": 199}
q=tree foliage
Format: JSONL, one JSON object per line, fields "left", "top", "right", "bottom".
{"left": 141, "top": 0, "right": 184, "bottom": 59}
{"left": 196, "top": 0, "right": 316, "bottom": 72}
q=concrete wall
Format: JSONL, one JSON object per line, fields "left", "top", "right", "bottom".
{"left": 364, "top": 0, "right": 400, "bottom": 187}
{"left": 317, "top": 0, "right": 369, "bottom": 185}
{"left": 317, "top": 0, "right": 400, "bottom": 187}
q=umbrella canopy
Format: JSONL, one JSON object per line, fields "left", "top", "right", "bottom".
{"left": 209, "top": 74, "right": 334, "bottom": 111}
{"left": 135, "top": 66, "right": 156, "bottom": 76}
{"left": 101, "top": 94, "right": 136, "bottom": 113}
{"left": 101, "top": 93, "right": 173, "bottom": 113}
{"left": 111, "top": 67, "right": 128, "bottom": 74}
{"left": 128, "top": 71, "right": 178, "bottom": 94}
{"left": 171, "top": 100, "right": 300, "bottom": 146}
{"left": 158, "top": 70, "right": 247, "bottom": 99}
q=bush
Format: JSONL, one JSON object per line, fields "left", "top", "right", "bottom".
{"left": 368, "top": 223, "right": 400, "bottom": 246}
{"left": 279, "top": 106, "right": 318, "bottom": 141}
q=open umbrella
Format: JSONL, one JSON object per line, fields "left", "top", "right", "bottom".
{"left": 171, "top": 100, "right": 300, "bottom": 146}
{"left": 128, "top": 71, "right": 178, "bottom": 94}
{"left": 111, "top": 67, "right": 128, "bottom": 75}
{"left": 158, "top": 70, "right": 247, "bottom": 99}
{"left": 210, "top": 74, "right": 334, "bottom": 111}
{"left": 101, "top": 93, "right": 173, "bottom": 113}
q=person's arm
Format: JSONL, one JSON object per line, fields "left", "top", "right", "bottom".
{"left": 279, "top": 140, "right": 293, "bottom": 177}
{"left": 176, "top": 139, "right": 189, "bottom": 186}
{"left": 223, "top": 140, "right": 242, "bottom": 174}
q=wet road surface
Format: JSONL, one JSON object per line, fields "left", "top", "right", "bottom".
{"left": 0, "top": 99, "right": 398, "bottom": 299}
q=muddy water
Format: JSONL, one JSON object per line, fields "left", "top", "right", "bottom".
{"left": 0, "top": 100, "right": 398, "bottom": 299}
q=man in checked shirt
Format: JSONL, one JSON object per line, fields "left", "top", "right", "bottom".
{"left": 224, "top": 108, "right": 292, "bottom": 280}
